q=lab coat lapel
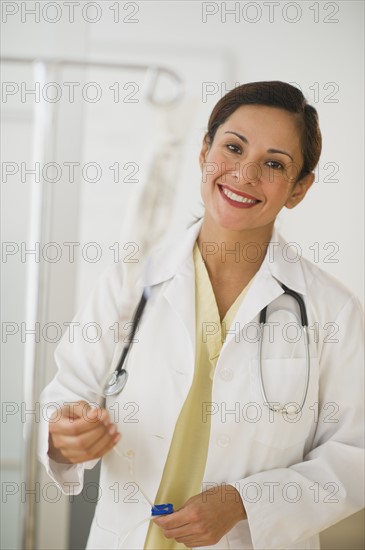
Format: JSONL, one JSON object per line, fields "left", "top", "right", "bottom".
{"left": 142, "top": 220, "right": 203, "bottom": 360}
{"left": 221, "top": 227, "right": 307, "bottom": 349}
{"left": 163, "top": 255, "right": 196, "bottom": 363}
{"left": 142, "top": 221, "right": 307, "bottom": 354}
{"left": 228, "top": 271, "right": 284, "bottom": 333}
{"left": 268, "top": 227, "right": 307, "bottom": 295}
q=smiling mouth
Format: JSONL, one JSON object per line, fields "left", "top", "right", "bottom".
{"left": 218, "top": 184, "right": 261, "bottom": 205}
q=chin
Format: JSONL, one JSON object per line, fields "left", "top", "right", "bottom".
{"left": 213, "top": 212, "right": 254, "bottom": 233}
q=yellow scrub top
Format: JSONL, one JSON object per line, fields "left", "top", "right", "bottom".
{"left": 144, "top": 242, "right": 253, "bottom": 550}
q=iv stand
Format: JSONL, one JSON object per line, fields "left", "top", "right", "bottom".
{"left": 1, "top": 55, "right": 184, "bottom": 550}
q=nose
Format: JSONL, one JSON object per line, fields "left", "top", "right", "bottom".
{"left": 229, "top": 162, "right": 261, "bottom": 186}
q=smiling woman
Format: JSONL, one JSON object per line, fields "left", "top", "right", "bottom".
{"left": 195, "top": 84, "right": 320, "bottom": 320}
{"left": 199, "top": 82, "right": 321, "bottom": 233}
{"left": 200, "top": 106, "right": 311, "bottom": 230}
{"left": 205, "top": 81, "right": 322, "bottom": 178}
{"left": 39, "top": 81, "right": 364, "bottom": 550}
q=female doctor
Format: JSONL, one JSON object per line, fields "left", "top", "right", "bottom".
{"left": 39, "top": 81, "right": 364, "bottom": 550}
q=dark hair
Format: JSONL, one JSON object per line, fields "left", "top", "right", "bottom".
{"left": 205, "top": 81, "right": 322, "bottom": 182}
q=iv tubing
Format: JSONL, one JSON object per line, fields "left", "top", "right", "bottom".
{"left": 114, "top": 446, "right": 154, "bottom": 508}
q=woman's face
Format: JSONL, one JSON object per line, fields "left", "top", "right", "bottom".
{"left": 199, "top": 104, "right": 314, "bottom": 234}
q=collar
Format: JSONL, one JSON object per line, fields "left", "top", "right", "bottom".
{"left": 139, "top": 218, "right": 307, "bottom": 296}
{"left": 138, "top": 218, "right": 204, "bottom": 287}
{"left": 261, "top": 226, "right": 307, "bottom": 295}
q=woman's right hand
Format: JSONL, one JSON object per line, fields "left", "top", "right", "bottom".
{"left": 48, "top": 401, "right": 121, "bottom": 464}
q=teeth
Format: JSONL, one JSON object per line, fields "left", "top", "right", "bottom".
{"left": 222, "top": 187, "right": 257, "bottom": 204}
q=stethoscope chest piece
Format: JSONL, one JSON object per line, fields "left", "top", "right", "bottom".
{"left": 103, "top": 290, "right": 148, "bottom": 398}
{"left": 104, "top": 369, "right": 128, "bottom": 396}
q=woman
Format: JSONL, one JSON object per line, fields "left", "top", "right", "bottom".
{"left": 39, "top": 81, "right": 364, "bottom": 550}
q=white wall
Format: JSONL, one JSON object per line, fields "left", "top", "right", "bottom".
{"left": 1, "top": 1, "right": 363, "bottom": 549}
{"left": 85, "top": 0, "right": 364, "bottom": 302}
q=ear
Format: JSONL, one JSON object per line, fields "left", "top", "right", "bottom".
{"left": 285, "top": 172, "right": 315, "bottom": 209}
{"left": 199, "top": 135, "right": 210, "bottom": 170}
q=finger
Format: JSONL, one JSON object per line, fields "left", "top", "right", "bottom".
{"left": 61, "top": 400, "right": 93, "bottom": 420}
{"left": 175, "top": 535, "right": 206, "bottom": 547}
{"left": 58, "top": 420, "right": 109, "bottom": 444}
{"left": 75, "top": 406, "right": 111, "bottom": 429}
{"left": 59, "top": 428, "right": 121, "bottom": 463}
{"left": 50, "top": 416, "right": 100, "bottom": 437}
{"left": 155, "top": 523, "right": 192, "bottom": 541}
{"left": 155, "top": 523, "right": 207, "bottom": 549}
{"left": 85, "top": 429, "right": 122, "bottom": 459}
{"left": 69, "top": 432, "right": 121, "bottom": 463}
{"left": 59, "top": 401, "right": 110, "bottom": 425}
{"left": 51, "top": 409, "right": 113, "bottom": 436}
{"left": 53, "top": 418, "right": 119, "bottom": 449}
{"left": 153, "top": 509, "right": 190, "bottom": 530}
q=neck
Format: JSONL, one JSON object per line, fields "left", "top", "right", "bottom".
{"left": 197, "top": 215, "right": 274, "bottom": 279}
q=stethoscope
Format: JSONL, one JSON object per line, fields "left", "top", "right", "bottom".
{"left": 258, "top": 283, "right": 310, "bottom": 415}
{"left": 104, "top": 287, "right": 149, "bottom": 397}
{"left": 104, "top": 283, "right": 310, "bottom": 415}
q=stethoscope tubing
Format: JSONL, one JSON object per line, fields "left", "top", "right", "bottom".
{"left": 259, "top": 285, "right": 310, "bottom": 415}
{"left": 104, "top": 284, "right": 311, "bottom": 412}
{"left": 104, "top": 287, "right": 150, "bottom": 397}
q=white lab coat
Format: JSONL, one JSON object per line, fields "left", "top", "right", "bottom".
{"left": 39, "top": 219, "right": 364, "bottom": 550}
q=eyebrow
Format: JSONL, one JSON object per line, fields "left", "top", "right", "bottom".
{"left": 224, "top": 131, "right": 294, "bottom": 161}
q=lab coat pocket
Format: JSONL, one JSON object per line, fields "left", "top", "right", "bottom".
{"left": 249, "top": 357, "right": 319, "bottom": 449}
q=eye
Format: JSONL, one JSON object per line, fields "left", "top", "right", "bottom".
{"left": 266, "top": 160, "right": 284, "bottom": 170}
{"left": 226, "top": 143, "right": 242, "bottom": 154}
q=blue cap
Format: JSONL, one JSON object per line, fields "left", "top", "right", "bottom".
{"left": 151, "top": 503, "right": 174, "bottom": 516}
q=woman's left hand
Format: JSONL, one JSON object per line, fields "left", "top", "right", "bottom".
{"left": 153, "top": 484, "right": 246, "bottom": 548}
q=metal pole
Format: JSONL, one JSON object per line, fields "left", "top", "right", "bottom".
{"left": 21, "top": 60, "right": 52, "bottom": 550}
{"left": 0, "top": 56, "right": 184, "bottom": 105}
{"left": 1, "top": 54, "right": 184, "bottom": 549}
